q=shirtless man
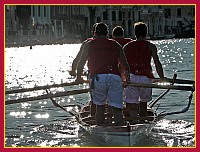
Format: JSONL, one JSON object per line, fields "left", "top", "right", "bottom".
{"left": 123, "top": 22, "right": 165, "bottom": 122}
{"left": 75, "top": 22, "right": 130, "bottom": 126}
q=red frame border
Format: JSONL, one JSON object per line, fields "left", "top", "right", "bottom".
{"left": 1, "top": 0, "right": 198, "bottom": 152}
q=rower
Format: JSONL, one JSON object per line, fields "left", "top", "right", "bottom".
{"left": 123, "top": 22, "right": 165, "bottom": 123}
{"left": 75, "top": 22, "right": 130, "bottom": 126}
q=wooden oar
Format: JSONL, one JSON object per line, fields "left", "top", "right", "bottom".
{"left": 153, "top": 77, "right": 194, "bottom": 84}
{"left": 46, "top": 90, "right": 81, "bottom": 111}
{"left": 46, "top": 90, "right": 72, "bottom": 113}
{"left": 6, "top": 80, "right": 89, "bottom": 95}
{"left": 157, "top": 91, "right": 193, "bottom": 120}
{"left": 46, "top": 89, "right": 80, "bottom": 121}
{"left": 5, "top": 88, "right": 90, "bottom": 105}
{"left": 127, "top": 82, "right": 195, "bottom": 91}
{"left": 149, "top": 74, "right": 177, "bottom": 108}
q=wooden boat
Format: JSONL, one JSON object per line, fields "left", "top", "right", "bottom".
{"left": 77, "top": 89, "right": 194, "bottom": 146}
{"left": 75, "top": 76, "right": 194, "bottom": 146}
{"left": 78, "top": 104, "right": 157, "bottom": 146}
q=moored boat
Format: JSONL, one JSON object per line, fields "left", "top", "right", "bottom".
{"left": 165, "top": 33, "right": 175, "bottom": 39}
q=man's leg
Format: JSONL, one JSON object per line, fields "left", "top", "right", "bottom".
{"left": 139, "top": 101, "right": 147, "bottom": 117}
{"left": 112, "top": 107, "right": 123, "bottom": 126}
{"left": 90, "top": 101, "right": 96, "bottom": 116}
{"left": 107, "top": 106, "right": 113, "bottom": 124}
{"left": 126, "top": 102, "right": 138, "bottom": 124}
{"left": 95, "top": 105, "right": 105, "bottom": 125}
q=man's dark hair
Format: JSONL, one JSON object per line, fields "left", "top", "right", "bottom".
{"left": 134, "top": 22, "right": 148, "bottom": 38}
{"left": 112, "top": 26, "right": 124, "bottom": 37}
{"left": 95, "top": 22, "right": 108, "bottom": 36}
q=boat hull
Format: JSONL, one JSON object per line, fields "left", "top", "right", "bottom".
{"left": 78, "top": 105, "right": 157, "bottom": 146}
{"left": 80, "top": 123, "right": 155, "bottom": 146}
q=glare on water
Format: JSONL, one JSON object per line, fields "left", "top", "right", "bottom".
{"left": 6, "top": 44, "right": 81, "bottom": 88}
{"left": 5, "top": 39, "right": 195, "bottom": 147}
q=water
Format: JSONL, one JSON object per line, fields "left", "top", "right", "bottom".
{"left": 5, "top": 38, "right": 195, "bottom": 147}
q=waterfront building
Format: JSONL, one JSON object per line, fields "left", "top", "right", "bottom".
{"left": 5, "top": 5, "right": 195, "bottom": 45}
{"left": 163, "top": 5, "right": 195, "bottom": 38}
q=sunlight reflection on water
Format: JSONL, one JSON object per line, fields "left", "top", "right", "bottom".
{"left": 6, "top": 44, "right": 81, "bottom": 90}
{"left": 5, "top": 38, "right": 195, "bottom": 147}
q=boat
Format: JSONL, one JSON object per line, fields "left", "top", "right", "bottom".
{"left": 43, "top": 75, "right": 194, "bottom": 146}
{"left": 147, "top": 33, "right": 175, "bottom": 40}
{"left": 76, "top": 88, "right": 194, "bottom": 146}
{"left": 165, "top": 33, "right": 175, "bottom": 39}
{"left": 77, "top": 104, "right": 157, "bottom": 146}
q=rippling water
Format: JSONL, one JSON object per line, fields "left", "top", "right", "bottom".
{"left": 5, "top": 38, "right": 195, "bottom": 147}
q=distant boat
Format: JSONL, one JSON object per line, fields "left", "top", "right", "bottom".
{"left": 149, "top": 34, "right": 165, "bottom": 40}
{"left": 148, "top": 33, "right": 175, "bottom": 40}
{"left": 165, "top": 33, "right": 176, "bottom": 39}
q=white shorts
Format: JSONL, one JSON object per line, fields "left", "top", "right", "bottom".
{"left": 91, "top": 74, "right": 123, "bottom": 109}
{"left": 125, "top": 73, "right": 152, "bottom": 103}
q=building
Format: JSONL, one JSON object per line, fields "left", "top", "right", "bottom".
{"left": 5, "top": 5, "right": 195, "bottom": 46}
{"left": 163, "top": 5, "right": 195, "bottom": 38}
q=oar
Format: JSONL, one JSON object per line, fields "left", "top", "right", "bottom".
{"left": 46, "top": 90, "right": 81, "bottom": 111}
{"left": 156, "top": 91, "right": 194, "bottom": 120}
{"left": 46, "top": 89, "right": 80, "bottom": 121}
{"left": 5, "top": 88, "right": 90, "bottom": 105}
{"left": 127, "top": 82, "right": 195, "bottom": 91}
{"left": 153, "top": 77, "right": 194, "bottom": 84}
{"left": 46, "top": 90, "right": 72, "bottom": 112}
{"left": 6, "top": 80, "right": 89, "bottom": 95}
{"left": 149, "top": 74, "right": 177, "bottom": 108}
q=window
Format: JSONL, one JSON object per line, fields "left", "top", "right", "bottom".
{"left": 123, "top": 12, "right": 125, "bottom": 18}
{"left": 119, "top": 11, "right": 122, "bottom": 21}
{"left": 132, "top": 11, "right": 134, "bottom": 20}
{"left": 44, "top": 6, "right": 46, "bottom": 17}
{"left": 177, "top": 8, "right": 182, "bottom": 17}
{"left": 33, "top": 6, "right": 35, "bottom": 17}
{"left": 128, "top": 12, "right": 131, "bottom": 18}
{"left": 165, "top": 8, "right": 171, "bottom": 18}
{"left": 38, "top": 6, "right": 41, "bottom": 17}
{"left": 103, "top": 11, "right": 107, "bottom": 20}
{"left": 112, "top": 11, "right": 116, "bottom": 21}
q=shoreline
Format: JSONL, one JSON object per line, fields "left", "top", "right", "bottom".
{"left": 5, "top": 36, "right": 193, "bottom": 48}
{"left": 5, "top": 36, "right": 83, "bottom": 48}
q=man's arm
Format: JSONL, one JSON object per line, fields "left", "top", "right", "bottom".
{"left": 150, "top": 43, "right": 165, "bottom": 79}
{"left": 70, "top": 40, "right": 88, "bottom": 76}
{"left": 75, "top": 41, "right": 90, "bottom": 82}
{"left": 118, "top": 43, "right": 130, "bottom": 83}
